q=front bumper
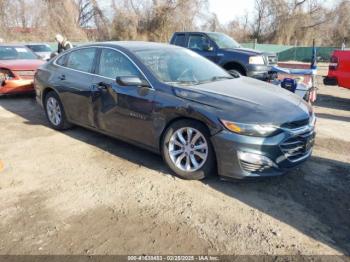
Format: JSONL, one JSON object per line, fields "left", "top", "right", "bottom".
{"left": 247, "top": 64, "right": 277, "bottom": 81}
{"left": 211, "top": 126, "right": 315, "bottom": 179}
{"left": 0, "top": 79, "right": 34, "bottom": 95}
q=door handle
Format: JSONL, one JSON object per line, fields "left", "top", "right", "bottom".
{"left": 58, "top": 74, "right": 65, "bottom": 80}
{"left": 95, "top": 81, "right": 110, "bottom": 90}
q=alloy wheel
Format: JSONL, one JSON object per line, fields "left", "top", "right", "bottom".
{"left": 46, "top": 97, "right": 62, "bottom": 126}
{"left": 168, "top": 127, "right": 208, "bottom": 172}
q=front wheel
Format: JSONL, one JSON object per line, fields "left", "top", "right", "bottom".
{"left": 228, "top": 69, "right": 242, "bottom": 78}
{"left": 162, "top": 120, "right": 215, "bottom": 180}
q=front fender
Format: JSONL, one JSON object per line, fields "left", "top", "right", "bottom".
{"left": 152, "top": 91, "right": 223, "bottom": 150}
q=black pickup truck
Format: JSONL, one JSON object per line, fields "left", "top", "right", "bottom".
{"left": 170, "top": 32, "right": 278, "bottom": 81}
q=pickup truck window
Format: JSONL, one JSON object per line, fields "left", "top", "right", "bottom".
{"left": 188, "top": 35, "right": 209, "bottom": 51}
{"left": 207, "top": 32, "right": 241, "bottom": 49}
{"left": 173, "top": 34, "right": 186, "bottom": 47}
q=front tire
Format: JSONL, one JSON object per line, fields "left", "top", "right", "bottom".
{"left": 228, "top": 69, "right": 242, "bottom": 78}
{"left": 162, "top": 120, "right": 215, "bottom": 180}
{"left": 44, "top": 91, "right": 71, "bottom": 130}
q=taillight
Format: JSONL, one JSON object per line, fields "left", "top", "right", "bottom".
{"left": 329, "top": 56, "right": 338, "bottom": 70}
{"left": 0, "top": 68, "right": 14, "bottom": 82}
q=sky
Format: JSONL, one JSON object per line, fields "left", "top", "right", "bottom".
{"left": 208, "top": 0, "right": 255, "bottom": 24}
{"left": 100, "top": 0, "right": 336, "bottom": 25}
{"left": 99, "top": 0, "right": 256, "bottom": 24}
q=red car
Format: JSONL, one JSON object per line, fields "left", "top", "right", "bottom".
{"left": 0, "top": 45, "right": 44, "bottom": 95}
{"left": 324, "top": 50, "right": 350, "bottom": 89}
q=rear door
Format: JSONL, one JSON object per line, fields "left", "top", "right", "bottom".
{"left": 187, "top": 33, "right": 218, "bottom": 63}
{"left": 56, "top": 47, "right": 97, "bottom": 126}
{"left": 91, "top": 48, "right": 156, "bottom": 147}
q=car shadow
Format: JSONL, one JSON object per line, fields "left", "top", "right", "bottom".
{"left": 1, "top": 95, "right": 350, "bottom": 254}
{"left": 316, "top": 112, "right": 350, "bottom": 122}
{"left": 315, "top": 93, "right": 350, "bottom": 111}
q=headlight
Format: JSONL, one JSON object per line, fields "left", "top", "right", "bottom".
{"left": 221, "top": 120, "right": 280, "bottom": 137}
{"left": 249, "top": 56, "right": 265, "bottom": 65}
{"left": 309, "top": 113, "right": 316, "bottom": 127}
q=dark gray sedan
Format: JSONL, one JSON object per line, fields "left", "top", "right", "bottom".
{"left": 34, "top": 42, "right": 316, "bottom": 180}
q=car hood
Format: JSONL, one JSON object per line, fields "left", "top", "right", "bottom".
{"left": 0, "top": 59, "right": 44, "bottom": 70}
{"left": 173, "top": 77, "right": 311, "bottom": 126}
{"left": 35, "top": 52, "right": 51, "bottom": 57}
{"left": 222, "top": 47, "right": 274, "bottom": 57}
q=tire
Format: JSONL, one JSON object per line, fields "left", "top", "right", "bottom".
{"left": 44, "top": 91, "right": 72, "bottom": 130}
{"left": 228, "top": 69, "right": 242, "bottom": 78}
{"left": 162, "top": 120, "right": 215, "bottom": 180}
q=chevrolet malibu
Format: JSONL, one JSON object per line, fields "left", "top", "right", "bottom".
{"left": 0, "top": 45, "right": 44, "bottom": 95}
{"left": 34, "top": 42, "right": 316, "bottom": 180}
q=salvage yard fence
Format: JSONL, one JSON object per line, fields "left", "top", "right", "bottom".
{"left": 47, "top": 42, "right": 338, "bottom": 63}
{"left": 242, "top": 43, "right": 338, "bottom": 62}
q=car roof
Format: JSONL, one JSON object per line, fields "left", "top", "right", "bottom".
{"left": 25, "top": 43, "right": 50, "bottom": 46}
{"left": 81, "top": 41, "right": 180, "bottom": 52}
{"left": 0, "top": 44, "right": 28, "bottom": 48}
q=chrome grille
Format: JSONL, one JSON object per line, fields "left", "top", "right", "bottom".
{"left": 240, "top": 160, "right": 272, "bottom": 173}
{"left": 280, "top": 131, "right": 315, "bottom": 162}
{"left": 281, "top": 118, "right": 309, "bottom": 129}
{"left": 267, "top": 55, "right": 278, "bottom": 65}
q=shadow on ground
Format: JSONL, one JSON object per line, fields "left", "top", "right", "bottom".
{"left": 316, "top": 113, "right": 350, "bottom": 122}
{"left": 315, "top": 93, "right": 350, "bottom": 111}
{"left": 1, "top": 95, "right": 350, "bottom": 254}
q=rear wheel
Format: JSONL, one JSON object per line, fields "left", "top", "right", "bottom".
{"left": 162, "top": 120, "right": 215, "bottom": 180}
{"left": 44, "top": 91, "right": 71, "bottom": 130}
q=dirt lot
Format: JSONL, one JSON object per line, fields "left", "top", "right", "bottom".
{"left": 0, "top": 78, "right": 349, "bottom": 255}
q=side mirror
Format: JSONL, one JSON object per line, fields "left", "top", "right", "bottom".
{"left": 203, "top": 44, "right": 214, "bottom": 52}
{"left": 116, "top": 76, "right": 150, "bottom": 87}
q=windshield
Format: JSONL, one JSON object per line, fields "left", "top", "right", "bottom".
{"left": 134, "top": 48, "right": 232, "bottom": 85}
{"left": 0, "top": 46, "right": 38, "bottom": 60}
{"left": 27, "top": 44, "right": 52, "bottom": 52}
{"left": 207, "top": 32, "right": 241, "bottom": 49}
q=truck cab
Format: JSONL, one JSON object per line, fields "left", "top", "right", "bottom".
{"left": 170, "top": 32, "right": 277, "bottom": 81}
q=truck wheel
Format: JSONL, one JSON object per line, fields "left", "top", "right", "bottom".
{"left": 228, "top": 69, "right": 242, "bottom": 78}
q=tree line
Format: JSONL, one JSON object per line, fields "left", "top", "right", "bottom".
{"left": 0, "top": 0, "right": 348, "bottom": 47}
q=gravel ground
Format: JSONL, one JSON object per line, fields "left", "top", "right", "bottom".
{"left": 0, "top": 80, "right": 349, "bottom": 255}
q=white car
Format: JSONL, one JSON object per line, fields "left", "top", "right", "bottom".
{"left": 25, "top": 43, "right": 53, "bottom": 61}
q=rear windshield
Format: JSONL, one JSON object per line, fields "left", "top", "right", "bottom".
{"left": 0, "top": 46, "right": 38, "bottom": 60}
{"left": 27, "top": 44, "right": 52, "bottom": 52}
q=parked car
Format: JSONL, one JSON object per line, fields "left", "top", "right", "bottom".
{"left": 25, "top": 43, "right": 52, "bottom": 61}
{"left": 170, "top": 32, "right": 278, "bottom": 81}
{"left": 0, "top": 45, "right": 44, "bottom": 95}
{"left": 34, "top": 42, "right": 316, "bottom": 180}
{"left": 324, "top": 50, "right": 350, "bottom": 89}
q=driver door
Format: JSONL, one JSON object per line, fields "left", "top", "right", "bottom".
{"left": 91, "top": 48, "right": 156, "bottom": 147}
{"left": 188, "top": 34, "right": 218, "bottom": 63}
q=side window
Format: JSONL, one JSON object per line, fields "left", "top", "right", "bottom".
{"left": 66, "top": 48, "right": 96, "bottom": 73}
{"left": 188, "top": 35, "right": 209, "bottom": 51}
{"left": 56, "top": 54, "right": 67, "bottom": 66}
{"left": 98, "top": 49, "right": 140, "bottom": 79}
{"left": 173, "top": 34, "right": 186, "bottom": 47}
